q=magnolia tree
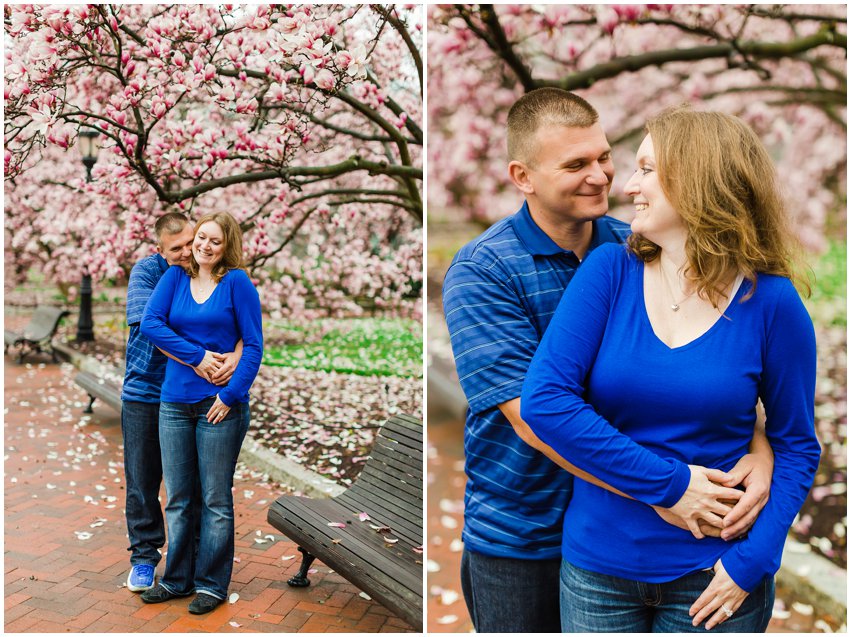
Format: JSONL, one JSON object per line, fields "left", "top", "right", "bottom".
{"left": 428, "top": 4, "right": 846, "bottom": 252}
{"left": 5, "top": 4, "right": 422, "bottom": 319}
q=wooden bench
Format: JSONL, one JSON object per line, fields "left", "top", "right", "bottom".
{"left": 4, "top": 307, "right": 70, "bottom": 363}
{"left": 267, "top": 414, "right": 423, "bottom": 631}
{"left": 74, "top": 367, "right": 123, "bottom": 413}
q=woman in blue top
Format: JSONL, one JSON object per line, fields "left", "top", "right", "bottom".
{"left": 521, "top": 108, "right": 820, "bottom": 632}
{"left": 139, "top": 211, "right": 263, "bottom": 615}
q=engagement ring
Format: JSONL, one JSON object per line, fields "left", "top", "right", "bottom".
{"left": 721, "top": 604, "right": 733, "bottom": 618}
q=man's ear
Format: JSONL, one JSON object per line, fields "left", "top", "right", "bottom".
{"left": 508, "top": 160, "right": 534, "bottom": 195}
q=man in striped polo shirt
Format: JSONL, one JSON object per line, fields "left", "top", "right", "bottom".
{"left": 121, "top": 213, "right": 241, "bottom": 593}
{"left": 443, "top": 89, "right": 772, "bottom": 632}
{"left": 443, "top": 88, "right": 629, "bottom": 632}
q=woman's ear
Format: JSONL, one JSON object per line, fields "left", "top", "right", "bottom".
{"left": 508, "top": 160, "right": 535, "bottom": 195}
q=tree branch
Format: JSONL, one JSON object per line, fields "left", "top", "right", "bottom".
{"left": 478, "top": 5, "right": 537, "bottom": 92}
{"left": 371, "top": 4, "right": 423, "bottom": 94}
{"left": 160, "top": 157, "right": 422, "bottom": 203}
{"left": 538, "top": 29, "right": 846, "bottom": 91}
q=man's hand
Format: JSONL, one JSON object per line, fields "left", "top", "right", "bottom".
{"left": 714, "top": 452, "right": 772, "bottom": 540}
{"left": 210, "top": 351, "right": 239, "bottom": 386}
{"left": 193, "top": 350, "right": 223, "bottom": 381}
{"left": 667, "top": 465, "right": 744, "bottom": 539}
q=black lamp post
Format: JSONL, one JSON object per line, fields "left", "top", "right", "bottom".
{"left": 75, "top": 130, "right": 100, "bottom": 342}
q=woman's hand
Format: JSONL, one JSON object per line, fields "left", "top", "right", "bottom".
{"left": 667, "top": 466, "right": 744, "bottom": 539}
{"left": 651, "top": 506, "right": 723, "bottom": 538}
{"left": 689, "top": 559, "right": 749, "bottom": 630}
{"left": 715, "top": 452, "right": 772, "bottom": 540}
{"left": 205, "top": 395, "right": 231, "bottom": 424}
{"left": 210, "top": 351, "right": 240, "bottom": 386}
{"left": 193, "top": 350, "right": 223, "bottom": 381}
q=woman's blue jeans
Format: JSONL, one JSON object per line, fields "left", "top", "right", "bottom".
{"left": 158, "top": 397, "right": 249, "bottom": 600}
{"left": 560, "top": 560, "right": 774, "bottom": 633}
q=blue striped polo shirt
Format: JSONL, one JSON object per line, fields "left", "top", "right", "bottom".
{"left": 442, "top": 201, "right": 630, "bottom": 559}
{"left": 122, "top": 253, "right": 170, "bottom": 403}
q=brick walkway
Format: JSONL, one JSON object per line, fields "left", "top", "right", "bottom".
{"left": 4, "top": 351, "right": 413, "bottom": 633}
{"left": 425, "top": 413, "right": 822, "bottom": 634}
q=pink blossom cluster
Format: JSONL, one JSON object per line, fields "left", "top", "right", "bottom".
{"left": 5, "top": 4, "right": 423, "bottom": 318}
{"left": 428, "top": 4, "right": 846, "bottom": 251}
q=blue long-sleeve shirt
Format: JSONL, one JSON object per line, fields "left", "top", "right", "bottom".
{"left": 521, "top": 243, "right": 820, "bottom": 592}
{"left": 141, "top": 266, "right": 263, "bottom": 406}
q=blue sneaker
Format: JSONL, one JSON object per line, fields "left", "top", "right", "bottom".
{"left": 127, "top": 564, "right": 156, "bottom": 592}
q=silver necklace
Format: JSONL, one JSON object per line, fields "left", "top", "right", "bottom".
{"left": 659, "top": 263, "right": 692, "bottom": 312}
{"left": 195, "top": 277, "right": 216, "bottom": 293}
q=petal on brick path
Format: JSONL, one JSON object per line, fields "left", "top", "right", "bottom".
{"left": 440, "top": 590, "right": 459, "bottom": 605}
{"left": 3, "top": 334, "right": 420, "bottom": 632}
{"left": 436, "top": 615, "right": 458, "bottom": 625}
{"left": 229, "top": 593, "right": 239, "bottom": 604}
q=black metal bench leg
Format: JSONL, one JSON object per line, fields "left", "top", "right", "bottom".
{"left": 84, "top": 394, "right": 96, "bottom": 414}
{"left": 287, "top": 546, "right": 316, "bottom": 587}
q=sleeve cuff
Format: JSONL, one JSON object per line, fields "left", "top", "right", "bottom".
{"left": 217, "top": 390, "right": 233, "bottom": 407}
{"left": 467, "top": 377, "right": 524, "bottom": 416}
{"left": 657, "top": 459, "right": 691, "bottom": 508}
{"left": 189, "top": 348, "right": 206, "bottom": 367}
{"left": 720, "top": 550, "right": 767, "bottom": 593}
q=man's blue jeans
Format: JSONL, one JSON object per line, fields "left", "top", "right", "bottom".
{"left": 560, "top": 560, "right": 774, "bottom": 632}
{"left": 122, "top": 401, "right": 202, "bottom": 567}
{"left": 121, "top": 401, "right": 166, "bottom": 566}
{"left": 460, "top": 549, "right": 562, "bottom": 632}
{"left": 158, "top": 398, "right": 250, "bottom": 601}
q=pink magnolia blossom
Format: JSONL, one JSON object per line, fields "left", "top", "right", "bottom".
{"left": 5, "top": 4, "right": 423, "bottom": 320}
{"left": 428, "top": 5, "right": 845, "bottom": 252}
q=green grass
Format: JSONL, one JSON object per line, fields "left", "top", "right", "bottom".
{"left": 263, "top": 317, "right": 422, "bottom": 378}
{"left": 805, "top": 240, "right": 846, "bottom": 327}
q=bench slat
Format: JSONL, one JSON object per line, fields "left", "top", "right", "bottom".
{"left": 357, "top": 462, "right": 421, "bottom": 499}
{"left": 337, "top": 490, "right": 422, "bottom": 544}
{"left": 369, "top": 441, "right": 423, "bottom": 473}
{"left": 343, "top": 474, "right": 422, "bottom": 530}
{"left": 373, "top": 425, "right": 423, "bottom": 452}
{"left": 375, "top": 418, "right": 422, "bottom": 449}
{"left": 347, "top": 474, "right": 422, "bottom": 526}
{"left": 362, "top": 448, "right": 423, "bottom": 482}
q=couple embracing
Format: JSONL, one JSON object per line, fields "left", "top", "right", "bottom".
{"left": 121, "top": 211, "right": 262, "bottom": 615}
{"left": 443, "top": 89, "right": 820, "bottom": 633}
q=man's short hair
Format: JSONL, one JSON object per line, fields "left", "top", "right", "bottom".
{"left": 154, "top": 212, "right": 189, "bottom": 243}
{"left": 507, "top": 88, "right": 599, "bottom": 165}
